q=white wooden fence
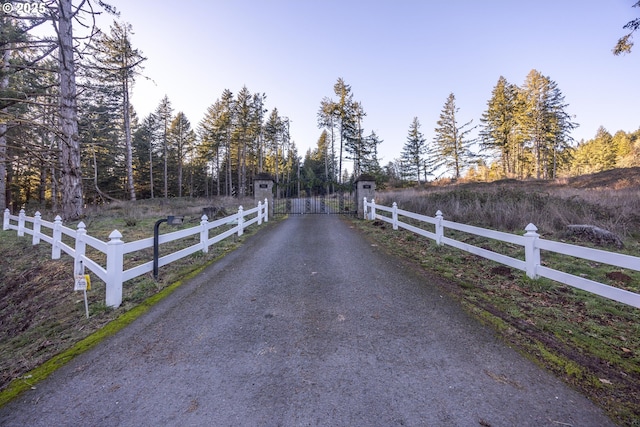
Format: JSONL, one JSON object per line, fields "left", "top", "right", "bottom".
{"left": 2, "top": 200, "right": 269, "bottom": 308}
{"left": 363, "top": 198, "right": 640, "bottom": 309}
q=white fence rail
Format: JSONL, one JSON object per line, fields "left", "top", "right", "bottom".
{"left": 363, "top": 198, "right": 640, "bottom": 309}
{"left": 3, "top": 200, "right": 269, "bottom": 308}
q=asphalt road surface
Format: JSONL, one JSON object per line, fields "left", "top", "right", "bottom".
{"left": 0, "top": 215, "right": 615, "bottom": 426}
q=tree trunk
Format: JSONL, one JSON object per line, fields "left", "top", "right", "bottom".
{"left": 163, "top": 120, "right": 168, "bottom": 198}
{"left": 149, "top": 140, "right": 154, "bottom": 198}
{"left": 57, "top": 0, "right": 83, "bottom": 220}
{"left": 215, "top": 146, "right": 220, "bottom": 196}
{"left": 123, "top": 76, "right": 136, "bottom": 200}
{"left": 0, "top": 41, "right": 8, "bottom": 212}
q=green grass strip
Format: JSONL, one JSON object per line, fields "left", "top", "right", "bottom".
{"left": 0, "top": 252, "right": 222, "bottom": 407}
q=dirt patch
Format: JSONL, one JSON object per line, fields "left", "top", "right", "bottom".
{"left": 606, "top": 271, "right": 633, "bottom": 284}
{"left": 490, "top": 266, "right": 514, "bottom": 279}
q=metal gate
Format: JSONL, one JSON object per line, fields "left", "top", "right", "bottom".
{"left": 273, "top": 193, "right": 356, "bottom": 216}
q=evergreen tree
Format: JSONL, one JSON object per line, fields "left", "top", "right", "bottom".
{"left": 346, "top": 100, "right": 366, "bottom": 176}
{"left": 263, "top": 108, "right": 285, "bottom": 195}
{"left": 570, "top": 127, "right": 618, "bottom": 174}
{"left": 332, "top": 78, "right": 356, "bottom": 183}
{"left": 401, "top": 117, "right": 427, "bottom": 182}
{"left": 317, "top": 97, "right": 338, "bottom": 186}
{"left": 480, "top": 76, "right": 519, "bottom": 177}
{"left": 87, "top": 21, "right": 146, "bottom": 201}
{"left": 155, "top": 95, "right": 174, "bottom": 198}
{"left": 433, "top": 93, "right": 476, "bottom": 179}
{"left": 614, "top": 1, "right": 640, "bottom": 55}
{"left": 167, "top": 112, "right": 196, "bottom": 197}
{"left": 198, "top": 98, "right": 231, "bottom": 196}
{"left": 233, "top": 86, "right": 253, "bottom": 197}
{"left": 362, "top": 131, "right": 383, "bottom": 178}
{"left": 519, "top": 69, "right": 576, "bottom": 179}
{"left": 133, "top": 113, "right": 160, "bottom": 199}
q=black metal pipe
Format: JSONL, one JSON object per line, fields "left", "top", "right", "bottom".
{"left": 153, "top": 218, "right": 168, "bottom": 280}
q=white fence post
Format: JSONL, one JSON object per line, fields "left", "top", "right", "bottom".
{"left": 200, "top": 215, "right": 209, "bottom": 253}
{"left": 3, "top": 208, "right": 9, "bottom": 230}
{"left": 237, "top": 206, "right": 244, "bottom": 237}
{"left": 370, "top": 199, "right": 376, "bottom": 221}
{"left": 392, "top": 202, "right": 398, "bottom": 230}
{"left": 74, "top": 222, "right": 87, "bottom": 276}
{"left": 363, "top": 197, "right": 368, "bottom": 219}
{"left": 435, "top": 210, "right": 444, "bottom": 245}
{"left": 105, "top": 230, "right": 124, "bottom": 308}
{"left": 524, "top": 223, "right": 540, "bottom": 279}
{"left": 32, "top": 211, "right": 42, "bottom": 245}
{"left": 264, "top": 198, "right": 269, "bottom": 223}
{"left": 52, "top": 215, "right": 62, "bottom": 259}
{"left": 17, "top": 209, "right": 26, "bottom": 236}
{"left": 257, "top": 201, "right": 263, "bottom": 225}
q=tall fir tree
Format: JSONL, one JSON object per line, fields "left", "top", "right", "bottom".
{"left": 167, "top": 112, "right": 196, "bottom": 197}
{"left": 332, "top": 78, "right": 356, "bottom": 183}
{"left": 433, "top": 93, "right": 476, "bottom": 179}
{"left": 519, "top": 69, "right": 576, "bottom": 179}
{"left": 87, "top": 21, "right": 146, "bottom": 201}
{"left": 401, "top": 117, "right": 427, "bottom": 182}
{"left": 480, "top": 76, "right": 519, "bottom": 177}
{"left": 155, "top": 95, "right": 174, "bottom": 198}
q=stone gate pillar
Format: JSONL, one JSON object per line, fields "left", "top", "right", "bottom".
{"left": 254, "top": 173, "right": 274, "bottom": 217}
{"left": 355, "top": 174, "right": 376, "bottom": 217}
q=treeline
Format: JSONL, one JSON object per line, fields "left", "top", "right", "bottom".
{"left": 2, "top": 3, "right": 639, "bottom": 218}
{"left": 1, "top": 8, "right": 307, "bottom": 216}
{"left": 391, "top": 69, "right": 639, "bottom": 186}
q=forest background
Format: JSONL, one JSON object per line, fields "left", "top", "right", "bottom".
{"left": 1, "top": 1, "right": 639, "bottom": 220}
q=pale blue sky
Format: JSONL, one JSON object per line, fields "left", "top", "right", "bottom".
{"left": 94, "top": 0, "right": 640, "bottom": 166}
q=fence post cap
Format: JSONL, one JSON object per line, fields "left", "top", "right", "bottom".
{"left": 201, "top": 214, "right": 208, "bottom": 222}
{"left": 77, "top": 221, "right": 86, "bottom": 230}
{"left": 436, "top": 210, "right": 443, "bottom": 217}
{"left": 524, "top": 223, "right": 538, "bottom": 235}
{"left": 35, "top": 211, "right": 41, "bottom": 217}
{"left": 108, "top": 230, "right": 123, "bottom": 241}
{"left": 54, "top": 215, "right": 62, "bottom": 222}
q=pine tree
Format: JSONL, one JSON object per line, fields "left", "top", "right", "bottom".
{"left": 401, "top": 117, "right": 427, "bottom": 183}
{"left": 263, "top": 108, "right": 285, "bottom": 195}
{"left": 480, "top": 76, "right": 519, "bottom": 177}
{"left": 519, "top": 70, "right": 576, "bottom": 179}
{"left": 433, "top": 93, "right": 476, "bottom": 179}
{"left": 362, "top": 131, "right": 383, "bottom": 177}
{"left": 199, "top": 98, "right": 230, "bottom": 196}
{"left": 317, "top": 97, "right": 338, "bottom": 186}
{"left": 332, "top": 78, "right": 356, "bottom": 183}
{"left": 155, "top": 96, "right": 174, "bottom": 198}
{"left": 614, "top": 1, "right": 640, "bottom": 55}
{"left": 167, "top": 112, "right": 196, "bottom": 197}
{"left": 87, "top": 21, "right": 146, "bottom": 201}
{"left": 133, "top": 112, "right": 162, "bottom": 198}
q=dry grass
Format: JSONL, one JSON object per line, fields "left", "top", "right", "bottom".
{"left": 356, "top": 167, "right": 640, "bottom": 425}
{"left": 376, "top": 175, "right": 640, "bottom": 242}
{"left": 0, "top": 196, "right": 260, "bottom": 395}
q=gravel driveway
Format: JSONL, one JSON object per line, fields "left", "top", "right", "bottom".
{"left": 0, "top": 215, "right": 614, "bottom": 426}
